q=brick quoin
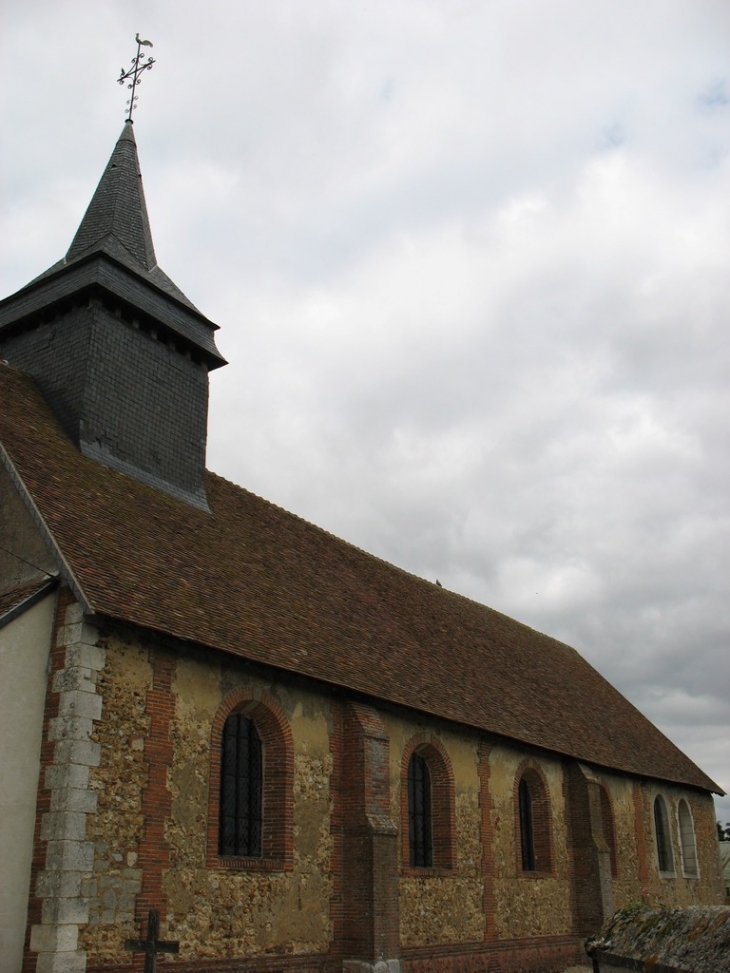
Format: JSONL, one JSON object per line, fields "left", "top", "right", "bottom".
{"left": 341, "top": 701, "right": 399, "bottom": 966}
{"left": 133, "top": 647, "right": 176, "bottom": 965}
{"left": 562, "top": 760, "right": 581, "bottom": 936}
{"left": 477, "top": 739, "right": 497, "bottom": 943}
{"left": 22, "top": 584, "right": 66, "bottom": 973}
{"left": 564, "top": 761, "right": 602, "bottom": 936}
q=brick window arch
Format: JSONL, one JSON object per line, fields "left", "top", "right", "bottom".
{"left": 599, "top": 784, "right": 618, "bottom": 878}
{"left": 677, "top": 798, "right": 698, "bottom": 877}
{"left": 208, "top": 689, "right": 294, "bottom": 870}
{"left": 401, "top": 735, "right": 456, "bottom": 872}
{"left": 653, "top": 794, "right": 674, "bottom": 875}
{"left": 515, "top": 764, "right": 552, "bottom": 875}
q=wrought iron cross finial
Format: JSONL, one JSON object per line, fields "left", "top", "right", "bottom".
{"left": 118, "top": 33, "right": 155, "bottom": 122}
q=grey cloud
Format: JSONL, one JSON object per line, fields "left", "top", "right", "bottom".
{"left": 4, "top": 0, "right": 729, "bottom": 819}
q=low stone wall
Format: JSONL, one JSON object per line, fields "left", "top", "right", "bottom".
{"left": 586, "top": 904, "right": 730, "bottom": 972}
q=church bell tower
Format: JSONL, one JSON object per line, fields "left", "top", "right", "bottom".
{"left": 0, "top": 120, "right": 226, "bottom": 510}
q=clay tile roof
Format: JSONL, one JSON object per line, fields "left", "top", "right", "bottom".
{"left": 0, "top": 363, "right": 721, "bottom": 794}
{"left": 0, "top": 578, "right": 55, "bottom": 621}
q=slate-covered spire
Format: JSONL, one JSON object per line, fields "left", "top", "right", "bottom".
{"left": 32, "top": 121, "right": 202, "bottom": 313}
{"left": 0, "top": 123, "right": 227, "bottom": 510}
{"left": 67, "top": 120, "right": 157, "bottom": 271}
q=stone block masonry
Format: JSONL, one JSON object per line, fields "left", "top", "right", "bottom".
{"left": 28, "top": 599, "right": 106, "bottom": 973}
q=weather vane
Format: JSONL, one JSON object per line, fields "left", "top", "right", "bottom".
{"left": 118, "top": 33, "right": 155, "bottom": 122}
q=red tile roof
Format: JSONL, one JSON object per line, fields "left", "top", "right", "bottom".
{"left": 0, "top": 578, "right": 54, "bottom": 620}
{"left": 0, "top": 363, "right": 720, "bottom": 794}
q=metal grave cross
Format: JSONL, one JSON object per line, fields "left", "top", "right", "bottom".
{"left": 124, "top": 909, "right": 179, "bottom": 973}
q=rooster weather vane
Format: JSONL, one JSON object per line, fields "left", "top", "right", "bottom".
{"left": 118, "top": 33, "right": 155, "bottom": 122}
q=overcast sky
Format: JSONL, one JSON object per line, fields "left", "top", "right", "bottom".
{"left": 2, "top": 1, "right": 728, "bottom": 821}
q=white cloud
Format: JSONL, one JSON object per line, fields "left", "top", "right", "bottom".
{"left": 3, "top": 0, "right": 728, "bottom": 816}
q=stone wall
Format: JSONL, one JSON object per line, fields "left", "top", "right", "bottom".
{"left": 633, "top": 782, "right": 723, "bottom": 906}
{"left": 593, "top": 771, "right": 642, "bottom": 909}
{"left": 78, "top": 634, "right": 334, "bottom": 967}
{"left": 383, "top": 716, "right": 485, "bottom": 949}
{"left": 28, "top": 595, "right": 106, "bottom": 973}
{"left": 25, "top": 605, "right": 724, "bottom": 972}
{"left": 165, "top": 657, "right": 334, "bottom": 960}
{"left": 77, "top": 629, "right": 151, "bottom": 962}
{"left": 489, "top": 744, "right": 573, "bottom": 940}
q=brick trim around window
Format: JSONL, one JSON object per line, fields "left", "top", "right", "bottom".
{"left": 207, "top": 687, "right": 294, "bottom": 871}
{"left": 514, "top": 760, "right": 553, "bottom": 877}
{"left": 400, "top": 733, "right": 456, "bottom": 874}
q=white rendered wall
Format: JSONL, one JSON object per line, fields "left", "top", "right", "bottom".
{"left": 0, "top": 593, "right": 55, "bottom": 972}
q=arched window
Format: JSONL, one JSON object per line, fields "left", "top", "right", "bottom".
{"left": 677, "top": 799, "right": 698, "bottom": 877}
{"left": 519, "top": 777, "right": 535, "bottom": 871}
{"left": 516, "top": 766, "right": 552, "bottom": 874}
{"left": 408, "top": 752, "right": 432, "bottom": 867}
{"left": 599, "top": 785, "right": 618, "bottom": 877}
{"left": 219, "top": 713, "right": 263, "bottom": 857}
{"left": 400, "top": 737, "right": 455, "bottom": 871}
{"left": 653, "top": 795, "right": 674, "bottom": 874}
{"left": 208, "top": 691, "right": 294, "bottom": 869}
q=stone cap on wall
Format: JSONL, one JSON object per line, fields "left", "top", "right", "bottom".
{"left": 586, "top": 904, "right": 730, "bottom": 973}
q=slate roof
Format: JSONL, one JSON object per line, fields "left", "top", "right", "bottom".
{"left": 33, "top": 121, "right": 195, "bottom": 311}
{"left": 0, "top": 361, "right": 720, "bottom": 795}
{"left": 0, "top": 123, "right": 226, "bottom": 371}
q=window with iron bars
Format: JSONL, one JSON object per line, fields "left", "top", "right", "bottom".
{"left": 408, "top": 751, "right": 433, "bottom": 867}
{"left": 219, "top": 713, "right": 263, "bottom": 857}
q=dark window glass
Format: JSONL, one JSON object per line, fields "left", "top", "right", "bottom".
{"left": 519, "top": 777, "right": 536, "bottom": 871}
{"left": 408, "top": 752, "right": 433, "bottom": 867}
{"left": 654, "top": 796, "right": 673, "bottom": 873}
{"left": 219, "top": 713, "right": 262, "bottom": 857}
{"left": 600, "top": 786, "right": 618, "bottom": 877}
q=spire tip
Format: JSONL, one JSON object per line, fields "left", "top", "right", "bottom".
{"left": 118, "top": 35, "right": 155, "bottom": 122}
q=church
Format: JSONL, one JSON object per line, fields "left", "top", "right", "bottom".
{"left": 0, "top": 119, "right": 724, "bottom": 973}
